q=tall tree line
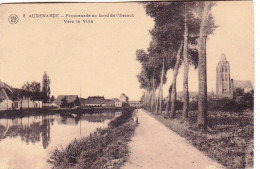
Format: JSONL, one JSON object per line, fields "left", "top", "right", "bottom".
{"left": 137, "top": 1, "right": 216, "bottom": 128}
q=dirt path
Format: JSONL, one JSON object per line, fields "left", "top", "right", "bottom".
{"left": 122, "top": 109, "right": 224, "bottom": 169}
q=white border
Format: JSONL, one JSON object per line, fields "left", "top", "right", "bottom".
{"left": 0, "top": 0, "right": 258, "bottom": 168}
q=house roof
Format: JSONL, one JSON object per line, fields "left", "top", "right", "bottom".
{"left": 0, "top": 88, "right": 7, "bottom": 101}
{"left": 233, "top": 80, "right": 253, "bottom": 89}
{"left": 0, "top": 81, "right": 14, "bottom": 100}
{"left": 111, "top": 98, "right": 121, "bottom": 103}
{"left": 81, "top": 98, "right": 114, "bottom": 104}
{"left": 0, "top": 81, "right": 12, "bottom": 90}
{"left": 0, "top": 81, "right": 44, "bottom": 101}
{"left": 56, "top": 95, "right": 79, "bottom": 104}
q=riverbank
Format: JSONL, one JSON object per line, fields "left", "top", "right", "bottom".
{"left": 148, "top": 110, "right": 253, "bottom": 169}
{"left": 48, "top": 109, "right": 137, "bottom": 169}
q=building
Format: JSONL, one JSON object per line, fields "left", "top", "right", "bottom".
{"left": 119, "top": 93, "right": 128, "bottom": 103}
{"left": 129, "top": 101, "right": 142, "bottom": 108}
{"left": 216, "top": 54, "right": 253, "bottom": 98}
{"left": 55, "top": 95, "right": 80, "bottom": 108}
{"left": 0, "top": 81, "right": 43, "bottom": 111}
{"left": 0, "top": 86, "right": 13, "bottom": 111}
{"left": 233, "top": 80, "right": 253, "bottom": 93}
{"left": 216, "top": 54, "right": 233, "bottom": 98}
{"left": 13, "top": 99, "right": 43, "bottom": 110}
{"left": 112, "top": 98, "right": 122, "bottom": 107}
{"left": 81, "top": 96, "right": 115, "bottom": 107}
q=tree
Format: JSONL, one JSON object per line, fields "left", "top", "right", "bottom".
{"left": 182, "top": 2, "right": 189, "bottom": 120}
{"left": 169, "top": 43, "right": 183, "bottom": 118}
{"left": 140, "top": 2, "right": 216, "bottom": 122}
{"left": 136, "top": 49, "right": 161, "bottom": 112}
{"left": 61, "top": 96, "right": 68, "bottom": 108}
{"left": 21, "top": 81, "right": 42, "bottom": 108}
{"left": 165, "top": 84, "right": 172, "bottom": 116}
{"left": 75, "top": 96, "right": 80, "bottom": 106}
{"left": 143, "top": 2, "right": 184, "bottom": 116}
{"left": 197, "top": 2, "right": 216, "bottom": 128}
{"left": 42, "top": 72, "right": 51, "bottom": 103}
{"left": 22, "top": 82, "right": 31, "bottom": 108}
{"left": 30, "top": 81, "right": 42, "bottom": 101}
{"left": 50, "top": 95, "right": 55, "bottom": 103}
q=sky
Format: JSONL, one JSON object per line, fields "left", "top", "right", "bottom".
{"left": 0, "top": 1, "right": 254, "bottom": 100}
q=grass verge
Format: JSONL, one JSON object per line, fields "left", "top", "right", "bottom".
{"left": 48, "top": 109, "right": 137, "bottom": 169}
{"left": 148, "top": 110, "right": 253, "bottom": 169}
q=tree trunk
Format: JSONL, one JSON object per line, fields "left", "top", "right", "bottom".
{"left": 151, "top": 74, "right": 155, "bottom": 112}
{"left": 149, "top": 90, "right": 153, "bottom": 111}
{"left": 165, "top": 85, "right": 172, "bottom": 116}
{"left": 197, "top": 2, "right": 211, "bottom": 128}
{"left": 182, "top": 7, "right": 189, "bottom": 120}
{"left": 155, "top": 89, "right": 159, "bottom": 114}
{"left": 170, "top": 42, "right": 183, "bottom": 118}
{"left": 159, "top": 58, "right": 165, "bottom": 114}
{"left": 144, "top": 90, "right": 148, "bottom": 109}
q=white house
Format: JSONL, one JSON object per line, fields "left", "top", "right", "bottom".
{"left": 81, "top": 96, "right": 115, "bottom": 107}
{"left": 0, "top": 81, "right": 43, "bottom": 111}
{"left": 129, "top": 101, "right": 142, "bottom": 108}
{"left": 0, "top": 87, "right": 14, "bottom": 111}
{"left": 13, "top": 99, "right": 43, "bottom": 110}
{"left": 112, "top": 98, "right": 122, "bottom": 107}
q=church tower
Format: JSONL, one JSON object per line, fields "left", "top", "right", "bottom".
{"left": 216, "top": 54, "right": 233, "bottom": 98}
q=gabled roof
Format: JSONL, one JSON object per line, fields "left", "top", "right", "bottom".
{"left": 0, "top": 81, "right": 12, "bottom": 90}
{"left": 0, "top": 81, "right": 44, "bottom": 102}
{"left": 56, "top": 95, "right": 79, "bottom": 104}
{"left": 111, "top": 98, "right": 121, "bottom": 103}
{"left": 0, "top": 88, "right": 7, "bottom": 101}
{"left": 233, "top": 80, "right": 253, "bottom": 89}
{"left": 0, "top": 81, "right": 14, "bottom": 99}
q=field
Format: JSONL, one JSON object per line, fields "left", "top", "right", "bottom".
{"left": 150, "top": 110, "right": 253, "bottom": 169}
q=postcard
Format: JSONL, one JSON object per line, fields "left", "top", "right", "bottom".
{"left": 0, "top": 1, "right": 254, "bottom": 169}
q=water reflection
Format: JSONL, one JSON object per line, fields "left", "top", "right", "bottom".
{"left": 0, "top": 111, "right": 122, "bottom": 169}
{"left": 0, "top": 117, "right": 52, "bottom": 149}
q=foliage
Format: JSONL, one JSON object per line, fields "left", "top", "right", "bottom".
{"left": 75, "top": 96, "right": 81, "bottom": 106}
{"left": 50, "top": 95, "right": 55, "bottom": 103}
{"left": 48, "top": 110, "right": 136, "bottom": 169}
{"left": 20, "top": 81, "right": 45, "bottom": 101}
{"left": 61, "top": 96, "right": 68, "bottom": 108}
{"left": 138, "top": 2, "right": 217, "bottom": 119}
{"left": 150, "top": 110, "right": 253, "bottom": 169}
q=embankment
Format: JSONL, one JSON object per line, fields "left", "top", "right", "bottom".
{"left": 48, "top": 109, "right": 137, "bottom": 169}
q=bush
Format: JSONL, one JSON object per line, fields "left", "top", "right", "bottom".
{"left": 208, "top": 97, "right": 253, "bottom": 112}
{"left": 162, "top": 100, "right": 183, "bottom": 111}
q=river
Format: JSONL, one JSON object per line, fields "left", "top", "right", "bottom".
{"left": 0, "top": 111, "right": 122, "bottom": 169}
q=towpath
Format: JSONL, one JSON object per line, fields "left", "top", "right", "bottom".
{"left": 122, "top": 109, "right": 224, "bottom": 169}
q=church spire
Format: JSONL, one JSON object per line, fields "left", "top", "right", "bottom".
{"left": 220, "top": 53, "right": 227, "bottom": 62}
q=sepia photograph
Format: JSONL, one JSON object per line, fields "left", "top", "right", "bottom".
{"left": 0, "top": 1, "right": 255, "bottom": 169}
